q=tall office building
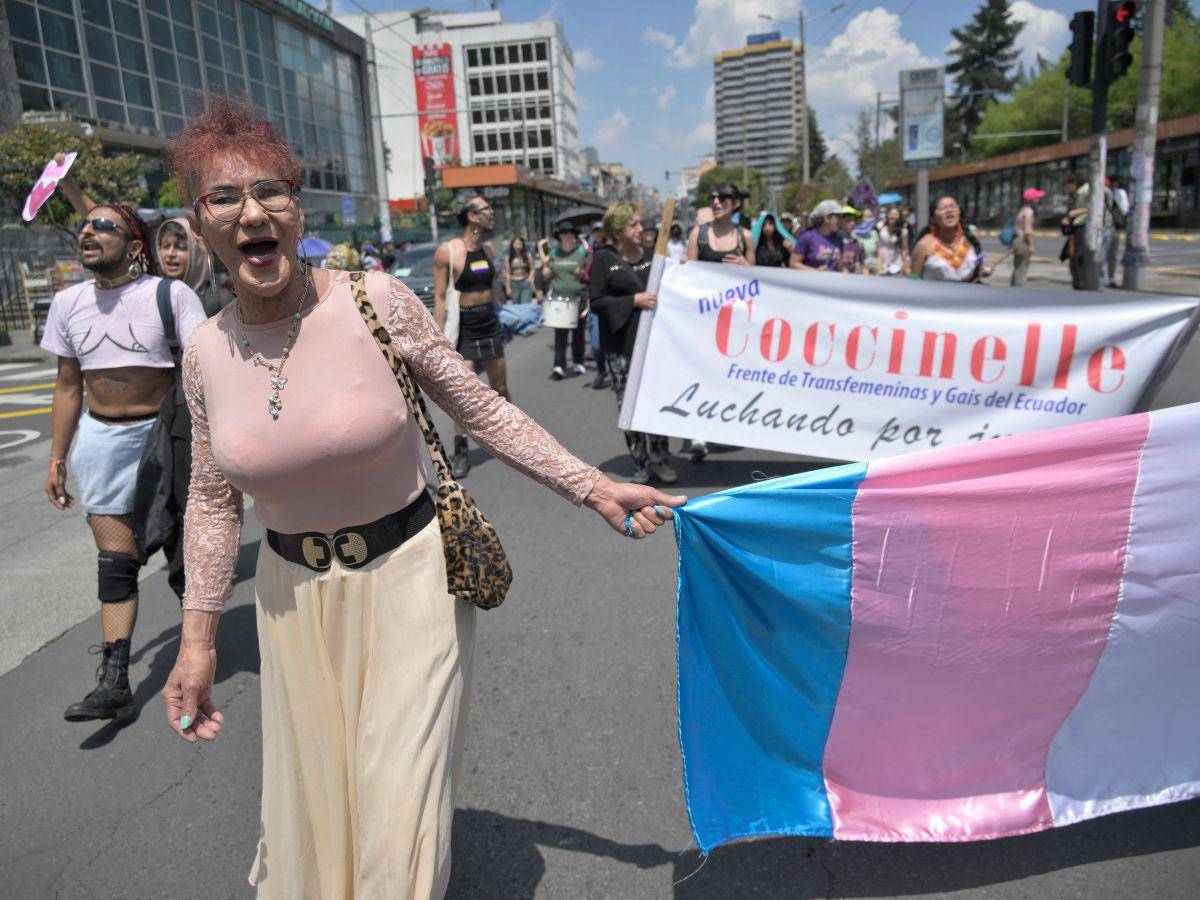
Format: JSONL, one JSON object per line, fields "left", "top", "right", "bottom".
{"left": 336, "top": 8, "right": 582, "bottom": 200}
{"left": 713, "top": 32, "right": 803, "bottom": 194}
{"left": 3, "top": 0, "right": 383, "bottom": 228}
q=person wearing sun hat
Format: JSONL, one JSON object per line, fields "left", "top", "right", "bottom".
{"left": 838, "top": 205, "right": 866, "bottom": 274}
{"left": 1013, "top": 187, "right": 1043, "bottom": 287}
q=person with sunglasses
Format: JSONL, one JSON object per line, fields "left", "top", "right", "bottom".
{"left": 39, "top": 170, "right": 206, "bottom": 726}
{"left": 433, "top": 193, "right": 507, "bottom": 479}
{"left": 910, "top": 196, "right": 991, "bottom": 283}
{"left": 161, "top": 99, "right": 682, "bottom": 897}
{"left": 686, "top": 182, "right": 755, "bottom": 267}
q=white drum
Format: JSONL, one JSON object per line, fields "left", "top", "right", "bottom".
{"left": 542, "top": 295, "right": 581, "bottom": 329}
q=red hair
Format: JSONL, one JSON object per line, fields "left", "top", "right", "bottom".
{"left": 168, "top": 95, "right": 301, "bottom": 204}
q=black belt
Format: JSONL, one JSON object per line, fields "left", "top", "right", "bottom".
{"left": 266, "top": 491, "right": 436, "bottom": 572}
{"left": 88, "top": 409, "right": 158, "bottom": 425}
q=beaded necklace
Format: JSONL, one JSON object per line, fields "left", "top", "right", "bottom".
{"left": 930, "top": 224, "right": 971, "bottom": 270}
{"left": 235, "top": 276, "right": 311, "bottom": 420}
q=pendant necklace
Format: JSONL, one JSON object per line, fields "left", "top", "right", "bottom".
{"left": 235, "top": 276, "right": 311, "bottom": 420}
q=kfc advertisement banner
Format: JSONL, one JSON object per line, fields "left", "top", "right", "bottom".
{"left": 413, "top": 44, "right": 459, "bottom": 169}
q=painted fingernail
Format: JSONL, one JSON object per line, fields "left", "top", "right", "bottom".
{"left": 180, "top": 715, "right": 192, "bottom": 730}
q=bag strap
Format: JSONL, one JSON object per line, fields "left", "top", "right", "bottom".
{"left": 348, "top": 271, "right": 454, "bottom": 485}
{"left": 156, "top": 277, "right": 181, "bottom": 367}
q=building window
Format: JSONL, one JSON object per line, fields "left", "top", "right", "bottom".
{"left": 527, "top": 130, "right": 539, "bottom": 149}
{"left": 39, "top": 9, "right": 79, "bottom": 54}
{"left": 523, "top": 72, "right": 534, "bottom": 92}
{"left": 474, "top": 134, "right": 485, "bottom": 152}
{"left": 46, "top": 50, "right": 85, "bottom": 92}
{"left": 536, "top": 71, "right": 548, "bottom": 90}
{"left": 8, "top": 1, "right": 40, "bottom": 42}
{"left": 500, "top": 131, "right": 511, "bottom": 150}
{"left": 12, "top": 41, "right": 47, "bottom": 83}
{"left": 469, "top": 77, "right": 479, "bottom": 96}
{"left": 485, "top": 108, "right": 496, "bottom": 123}
{"left": 541, "top": 128, "right": 552, "bottom": 147}
{"left": 482, "top": 76, "right": 493, "bottom": 95}
{"left": 480, "top": 47, "right": 491, "bottom": 66}
{"left": 494, "top": 45, "right": 505, "bottom": 64}
{"left": 495, "top": 73, "right": 506, "bottom": 93}
{"left": 118, "top": 37, "right": 148, "bottom": 74}
{"left": 467, "top": 47, "right": 478, "bottom": 67}
{"left": 472, "top": 109, "right": 482, "bottom": 124}
{"left": 487, "top": 133, "right": 498, "bottom": 151}
{"left": 521, "top": 43, "right": 532, "bottom": 63}
{"left": 536, "top": 41, "right": 547, "bottom": 61}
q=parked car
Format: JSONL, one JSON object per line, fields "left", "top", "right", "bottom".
{"left": 392, "top": 244, "right": 436, "bottom": 314}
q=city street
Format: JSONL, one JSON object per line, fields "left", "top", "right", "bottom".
{"left": 1, "top": 309, "right": 1199, "bottom": 899}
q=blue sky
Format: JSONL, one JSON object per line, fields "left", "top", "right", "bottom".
{"left": 352, "top": 1, "right": 1090, "bottom": 193}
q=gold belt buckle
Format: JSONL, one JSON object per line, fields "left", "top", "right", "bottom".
{"left": 300, "top": 535, "right": 332, "bottom": 571}
{"left": 333, "top": 531, "right": 370, "bottom": 568}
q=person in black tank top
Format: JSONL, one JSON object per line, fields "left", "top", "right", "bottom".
{"left": 682, "top": 182, "right": 755, "bottom": 463}
{"left": 433, "top": 193, "right": 508, "bottom": 479}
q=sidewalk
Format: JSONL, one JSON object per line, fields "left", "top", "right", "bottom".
{"left": 0, "top": 330, "right": 53, "bottom": 365}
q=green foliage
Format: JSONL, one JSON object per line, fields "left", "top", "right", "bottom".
{"left": 157, "top": 177, "right": 184, "bottom": 208}
{"left": 945, "top": 0, "right": 1024, "bottom": 150}
{"left": 972, "top": 16, "right": 1200, "bottom": 158}
{"left": 0, "top": 126, "right": 150, "bottom": 227}
{"left": 807, "top": 106, "right": 828, "bottom": 173}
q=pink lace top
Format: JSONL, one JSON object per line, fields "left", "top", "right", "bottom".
{"left": 181, "top": 270, "right": 601, "bottom": 612}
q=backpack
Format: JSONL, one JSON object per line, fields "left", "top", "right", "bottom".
{"left": 999, "top": 218, "right": 1016, "bottom": 247}
{"left": 1110, "top": 198, "right": 1128, "bottom": 230}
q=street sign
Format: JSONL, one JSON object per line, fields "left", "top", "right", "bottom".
{"left": 341, "top": 194, "right": 356, "bottom": 226}
{"left": 899, "top": 66, "right": 945, "bottom": 166}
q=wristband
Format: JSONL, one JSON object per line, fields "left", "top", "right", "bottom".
{"left": 50, "top": 455, "right": 65, "bottom": 464}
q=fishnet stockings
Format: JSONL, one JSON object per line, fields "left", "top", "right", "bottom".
{"left": 88, "top": 514, "right": 139, "bottom": 643}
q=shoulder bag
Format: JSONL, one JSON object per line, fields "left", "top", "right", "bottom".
{"left": 349, "top": 271, "right": 512, "bottom": 610}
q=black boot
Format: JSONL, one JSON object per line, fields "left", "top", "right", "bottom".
{"left": 64, "top": 639, "right": 134, "bottom": 723}
{"left": 451, "top": 435, "right": 470, "bottom": 480}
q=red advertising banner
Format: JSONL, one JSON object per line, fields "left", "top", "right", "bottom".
{"left": 412, "top": 44, "right": 460, "bottom": 170}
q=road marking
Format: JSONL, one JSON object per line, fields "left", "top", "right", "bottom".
{"left": 0, "top": 363, "right": 37, "bottom": 372}
{"left": 0, "top": 392, "right": 53, "bottom": 406}
{"left": 0, "top": 407, "right": 51, "bottom": 419}
{"left": 0, "top": 430, "right": 40, "bottom": 452}
{"left": 0, "top": 367, "right": 56, "bottom": 381}
{"left": 0, "top": 382, "right": 56, "bottom": 394}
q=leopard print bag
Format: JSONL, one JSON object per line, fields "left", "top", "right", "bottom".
{"left": 351, "top": 272, "right": 512, "bottom": 609}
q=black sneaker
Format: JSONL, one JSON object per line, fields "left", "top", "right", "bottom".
{"left": 451, "top": 436, "right": 470, "bottom": 479}
{"left": 64, "top": 640, "right": 134, "bottom": 723}
{"left": 591, "top": 373, "right": 609, "bottom": 390}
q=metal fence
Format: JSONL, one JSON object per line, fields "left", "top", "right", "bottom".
{"left": 0, "top": 227, "right": 77, "bottom": 333}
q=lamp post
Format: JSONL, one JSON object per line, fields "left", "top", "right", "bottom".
{"left": 759, "top": 3, "right": 844, "bottom": 186}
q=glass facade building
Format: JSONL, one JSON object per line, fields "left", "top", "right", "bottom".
{"left": 5, "top": 0, "right": 381, "bottom": 227}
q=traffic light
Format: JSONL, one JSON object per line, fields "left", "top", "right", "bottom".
{"left": 1067, "top": 10, "right": 1094, "bottom": 87}
{"left": 1100, "top": 1, "right": 1138, "bottom": 84}
{"left": 422, "top": 156, "right": 440, "bottom": 194}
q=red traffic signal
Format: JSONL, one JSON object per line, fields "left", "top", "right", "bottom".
{"left": 1101, "top": 1, "right": 1138, "bottom": 84}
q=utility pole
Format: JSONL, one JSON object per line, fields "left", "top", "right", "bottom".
{"left": 874, "top": 91, "right": 882, "bottom": 191}
{"left": 363, "top": 15, "right": 392, "bottom": 243}
{"left": 1122, "top": 0, "right": 1164, "bottom": 290}
{"left": 799, "top": 3, "right": 809, "bottom": 185}
{"left": 1061, "top": 80, "right": 1070, "bottom": 142}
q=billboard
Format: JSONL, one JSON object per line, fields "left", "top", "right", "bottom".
{"left": 899, "top": 66, "right": 944, "bottom": 164}
{"left": 412, "top": 44, "right": 460, "bottom": 169}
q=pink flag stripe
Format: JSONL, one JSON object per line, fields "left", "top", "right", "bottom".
{"left": 1046, "top": 404, "right": 1200, "bottom": 825}
{"left": 822, "top": 412, "right": 1149, "bottom": 841}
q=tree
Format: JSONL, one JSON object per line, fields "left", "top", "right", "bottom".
{"left": 945, "top": 0, "right": 1024, "bottom": 151}
{"left": 806, "top": 105, "right": 828, "bottom": 173}
{"left": 971, "top": 16, "right": 1200, "bottom": 157}
{"left": 157, "top": 178, "right": 183, "bottom": 208}
{"left": 853, "top": 108, "right": 875, "bottom": 179}
{"left": 0, "top": 126, "right": 150, "bottom": 228}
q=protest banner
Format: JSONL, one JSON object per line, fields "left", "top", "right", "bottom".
{"left": 619, "top": 261, "right": 1200, "bottom": 460}
{"left": 674, "top": 402, "right": 1200, "bottom": 850}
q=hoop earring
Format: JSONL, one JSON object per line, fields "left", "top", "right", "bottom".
{"left": 127, "top": 261, "right": 141, "bottom": 279}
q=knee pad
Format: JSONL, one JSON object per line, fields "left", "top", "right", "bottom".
{"left": 98, "top": 551, "right": 140, "bottom": 603}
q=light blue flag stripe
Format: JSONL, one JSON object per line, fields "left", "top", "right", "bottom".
{"left": 675, "top": 463, "right": 867, "bottom": 853}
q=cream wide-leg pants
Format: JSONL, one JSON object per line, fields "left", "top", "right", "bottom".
{"left": 248, "top": 518, "right": 476, "bottom": 900}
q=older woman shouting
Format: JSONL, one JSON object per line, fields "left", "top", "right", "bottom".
{"left": 161, "top": 98, "right": 681, "bottom": 899}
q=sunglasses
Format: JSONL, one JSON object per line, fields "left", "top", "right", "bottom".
{"left": 78, "top": 217, "right": 126, "bottom": 236}
{"left": 711, "top": 192, "right": 738, "bottom": 202}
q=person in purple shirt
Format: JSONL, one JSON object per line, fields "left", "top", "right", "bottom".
{"left": 789, "top": 199, "right": 844, "bottom": 271}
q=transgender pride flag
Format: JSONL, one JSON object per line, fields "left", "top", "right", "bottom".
{"left": 674, "top": 403, "right": 1200, "bottom": 851}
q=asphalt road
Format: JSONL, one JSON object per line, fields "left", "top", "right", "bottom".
{"left": 2, "top": 299, "right": 1199, "bottom": 898}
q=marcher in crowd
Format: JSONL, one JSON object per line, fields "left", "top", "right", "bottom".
{"left": 911, "top": 195, "right": 991, "bottom": 282}
{"left": 1012, "top": 188, "right": 1042, "bottom": 287}
{"left": 790, "top": 199, "right": 843, "bottom": 271}
{"left": 856, "top": 210, "right": 880, "bottom": 275}
{"left": 1062, "top": 173, "right": 1112, "bottom": 290}
{"left": 641, "top": 224, "right": 659, "bottom": 255}
{"left": 590, "top": 201, "right": 677, "bottom": 485}
{"left": 162, "top": 98, "right": 682, "bottom": 899}
{"left": 380, "top": 240, "right": 397, "bottom": 271}
{"left": 504, "top": 235, "right": 538, "bottom": 304}
{"left": 433, "top": 193, "right": 507, "bottom": 479}
{"left": 156, "top": 217, "right": 228, "bottom": 316}
{"left": 754, "top": 213, "right": 791, "bottom": 267}
{"left": 42, "top": 176, "right": 206, "bottom": 724}
{"left": 360, "top": 243, "right": 382, "bottom": 272}
{"left": 838, "top": 206, "right": 865, "bottom": 274}
{"left": 541, "top": 223, "right": 589, "bottom": 381}
{"left": 578, "top": 221, "right": 610, "bottom": 389}
{"left": 687, "top": 182, "right": 754, "bottom": 266}
{"left": 665, "top": 222, "right": 687, "bottom": 261}
{"left": 876, "top": 207, "right": 910, "bottom": 276}
{"left": 1107, "top": 177, "right": 1131, "bottom": 288}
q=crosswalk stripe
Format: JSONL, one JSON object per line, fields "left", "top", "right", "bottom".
{"left": 0, "top": 367, "right": 57, "bottom": 381}
{"left": 0, "top": 382, "right": 56, "bottom": 394}
{"left": 0, "top": 407, "right": 51, "bottom": 419}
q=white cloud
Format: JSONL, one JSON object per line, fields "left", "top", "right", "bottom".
{"left": 806, "top": 8, "right": 939, "bottom": 169}
{"left": 665, "top": 0, "right": 802, "bottom": 69}
{"left": 1009, "top": 1, "right": 1070, "bottom": 73}
{"left": 686, "top": 120, "right": 716, "bottom": 148}
{"left": 594, "top": 109, "right": 631, "bottom": 147}
{"left": 656, "top": 84, "right": 678, "bottom": 110}
{"left": 642, "top": 27, "right": 678, "bottom": 50}
{"left": 575, "top": 48, "right": 604, "bottom": 72}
